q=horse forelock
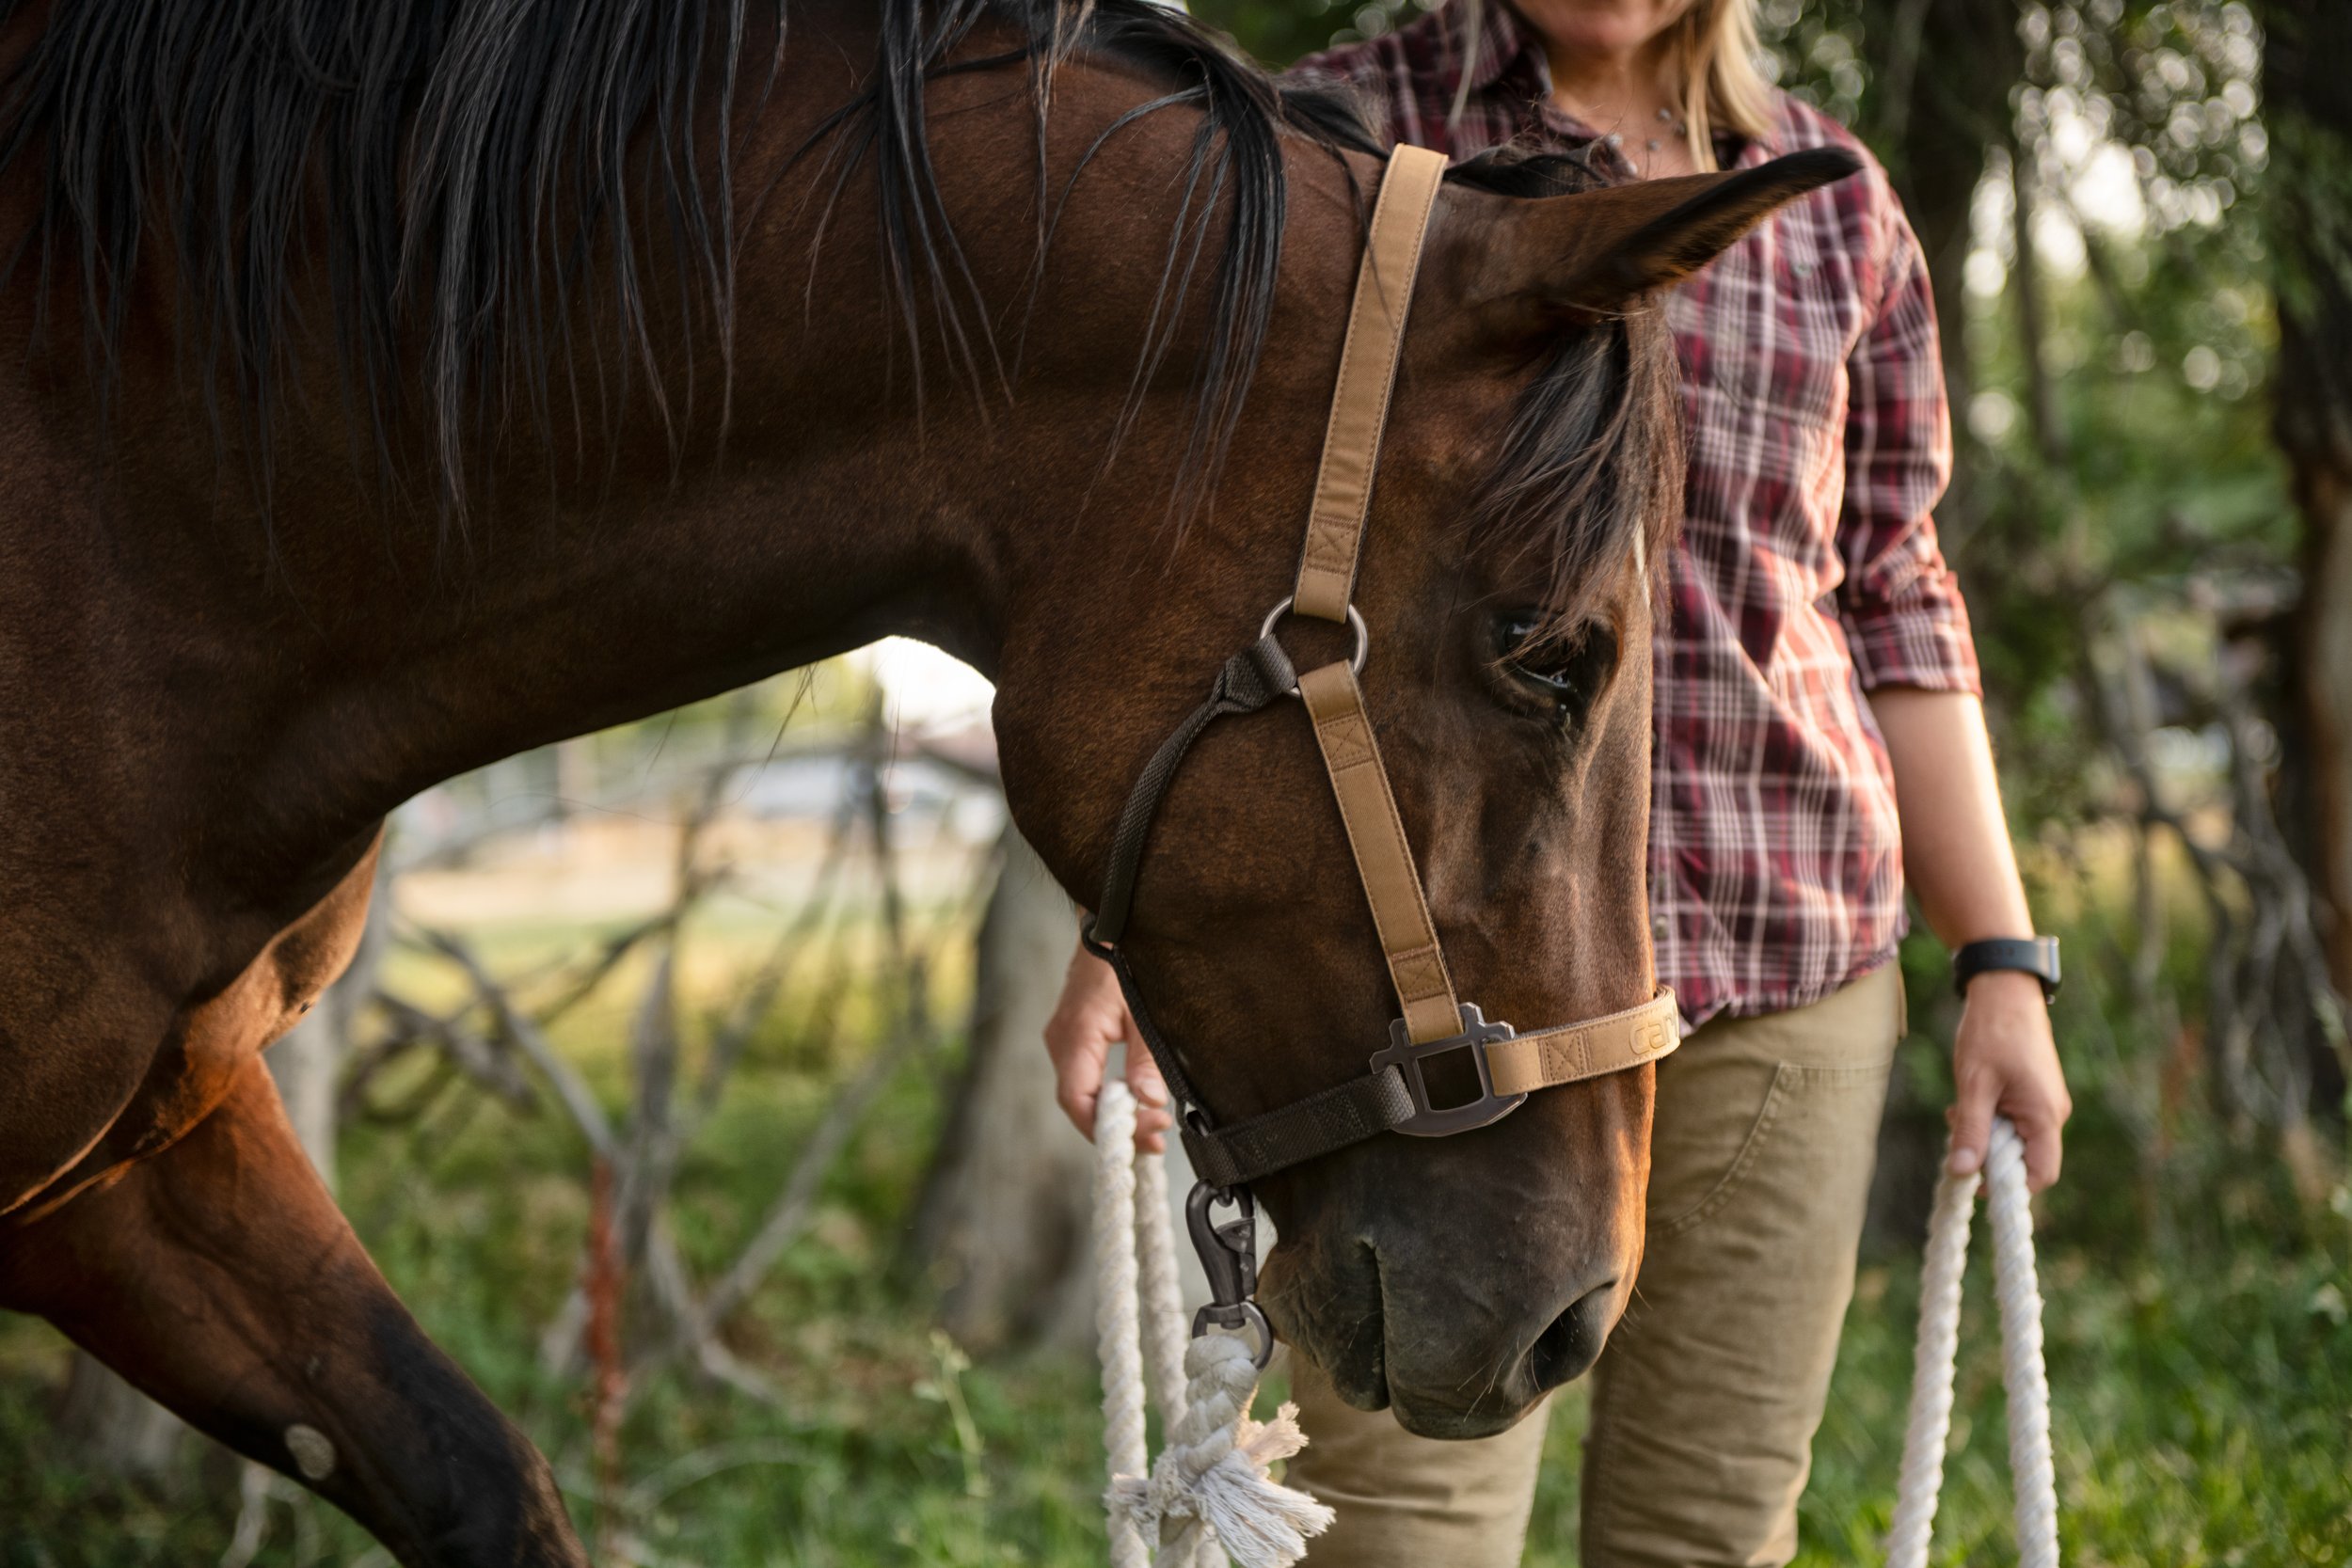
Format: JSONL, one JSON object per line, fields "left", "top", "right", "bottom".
{"left": 1441, "top": 144, "right": 1684, "bottom": 654}
{"left": 1469, "top": 309, "right": 1683, "bottom": 656}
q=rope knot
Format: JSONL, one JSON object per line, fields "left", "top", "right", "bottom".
{"left": 1106, "top": 1332, "right": 1331, "bottom": 1568}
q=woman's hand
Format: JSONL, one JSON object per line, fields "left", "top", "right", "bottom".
{"left": 1947, "top": 969, "right": 2071, "bottom": 1191}
{"left": 1868, "top": 686, "right": 2074, "bottom": 1192}
{"left": 1042, "top": 940, "right": 1173, "bottom": 1153}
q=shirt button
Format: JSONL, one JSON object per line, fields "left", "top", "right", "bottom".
{"left": 1652, "top": 914, "right": 1671, "bottom": 939}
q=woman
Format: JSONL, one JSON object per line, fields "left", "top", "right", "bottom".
{"left": 1043, "top": 1, "right": 2073, "bottom": 1562}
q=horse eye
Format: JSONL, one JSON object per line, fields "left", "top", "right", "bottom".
{"left": 1496, "top": 614, "right": 1617, "bottom": 723}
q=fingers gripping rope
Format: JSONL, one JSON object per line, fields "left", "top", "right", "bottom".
{"left": 1887, "top": 1117, "right": 2060, "bottom": 1568}
{"left": 1094, "top": 1081, "right": 1334, "bottom": 1568}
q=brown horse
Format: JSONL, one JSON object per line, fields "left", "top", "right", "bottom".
{"left": 0, "top": 0, "right": 1850, "bottom": 1560}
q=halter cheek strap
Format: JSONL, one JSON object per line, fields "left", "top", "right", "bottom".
{"left": 1083, "top": 144, "right": 1679, "bottom": 1201}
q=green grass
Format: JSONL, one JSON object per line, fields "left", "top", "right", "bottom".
{"left": 5, "top": 981, "right": 2348, "bottom": 1566}
{"left": 1795, "top": 1249, "right": 2352, "bottom": 1567}
{"left": 1516, "top": 1230, "right": 2352, "bottom": 1568}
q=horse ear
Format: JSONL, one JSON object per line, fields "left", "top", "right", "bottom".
{"left": 1475, "top": 148, "right": 1862, "bottom": 329}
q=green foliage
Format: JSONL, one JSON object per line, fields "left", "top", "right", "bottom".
{"left": 1185, "top": 0, "right": 1354, "bottom": 68}
{"left": 1798, "top": 1237, "right": 2352, "bottom": 1567}
{"left": 1523, "top": 1231, "right": 2352, "bottom": 1568}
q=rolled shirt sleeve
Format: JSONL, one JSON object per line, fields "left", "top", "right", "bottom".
{"left": 1836, "top": 205, "right": 1982, "bottom": 696}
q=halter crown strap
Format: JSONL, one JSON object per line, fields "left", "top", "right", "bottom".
{"left": 1292, "top": 144, "right": 1449, "bottom": 624}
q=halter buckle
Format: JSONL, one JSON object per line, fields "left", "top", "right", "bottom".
{"left": 1369, "top": 1004, "right": 1530, "bottom": 1136}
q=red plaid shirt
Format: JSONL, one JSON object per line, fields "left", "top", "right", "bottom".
{"left": 1296, "top": 3, "right": 1981, "bottom": 1026}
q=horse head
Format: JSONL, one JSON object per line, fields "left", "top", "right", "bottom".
{"left": 989, "top": 99, "right": 1853, "bottom": 1435}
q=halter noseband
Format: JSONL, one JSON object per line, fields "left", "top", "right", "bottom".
{"left": 1081, "top": 146, "right": 1680, "bottom": 1361}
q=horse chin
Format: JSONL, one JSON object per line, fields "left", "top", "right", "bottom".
{"left": 1309, "top": 1346, "right": 1551, "bottom": 1441}
{"left": 1258, "top": 1216, "right": 1623, "bottom": 1440}
{"left": 1258, "top": 1236, "right": 1389, "bottom": 1407}
{"left": 1375, "top": 1340, "right": 1553, "bottom": 1440}
{"left": 1390, "top": 1394, "right": 1541, "bottom": 1442}
{"left": 1260, "top": 1241, "right": 1548, "bottom": 1439}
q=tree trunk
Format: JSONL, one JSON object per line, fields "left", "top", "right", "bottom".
{"left": 905, "top": 829, "right": 1272, "bottom": 1354}
{"left": 266, "top": 880, "right": 382, "bottom": 1183}
{"left": 1868, "top": 0, "right": 2019, "bottom": 468}
{"left": 908, "top": 832, "right": 1103, "bottom": 1352}
{"left": 2267, "top": 0, "right": 2352, "bottom": 1020}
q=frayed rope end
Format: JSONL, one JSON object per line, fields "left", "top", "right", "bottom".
{"left": 1107, "top": 1400, "right": 1333, "bottom": 1568}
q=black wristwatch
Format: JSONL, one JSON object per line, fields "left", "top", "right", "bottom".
{"left": 1952, "top": 936, "right": 2061, "bottom": 1003}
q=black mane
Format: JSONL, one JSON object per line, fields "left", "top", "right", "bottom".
{"left": 0, "top": 0, "right": 771, "bottom": 521}
{"left": 0, "top": 0, "right": 1666, "bottom": 624}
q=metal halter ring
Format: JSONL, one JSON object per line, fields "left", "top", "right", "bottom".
{"left": 1259, "top": 596, "right": 1368, "bottom": 690}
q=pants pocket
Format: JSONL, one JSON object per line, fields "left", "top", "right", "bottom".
{"left": 1649, "top": 1059, "right": 1894, "bottom": 1245}
{"left": 1652, "top": 1060, "right": 1793, "bottom": 1242}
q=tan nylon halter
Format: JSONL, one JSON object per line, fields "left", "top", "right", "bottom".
{"left": 1285, "top": 145, "right": 1677, "bottom": 1062}
{"left": 1082, "top": 145, "right": 1678, "bottom": 1205}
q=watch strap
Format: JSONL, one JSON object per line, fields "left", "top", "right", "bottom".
{"left": 1952, "top": 936, "right": 2060, "bottom": 1001}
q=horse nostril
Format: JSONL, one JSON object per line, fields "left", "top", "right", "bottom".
{"left": 1527, "top": 1277, "right": 1619, "bottom": 1392}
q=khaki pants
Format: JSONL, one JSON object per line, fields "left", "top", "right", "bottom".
{"left": 1281, "top": 963, "right": 1903, "bottom": 1568}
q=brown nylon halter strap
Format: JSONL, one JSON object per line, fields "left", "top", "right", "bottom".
{"left": 1183, "top": 989, "right": 1683, "bottom": 1190}
{"left": 1100, "top": 144, "right": 1686, "bottom": 1194}
{"left": 1292, "top": 143, "right": 1448, "bottom": 624}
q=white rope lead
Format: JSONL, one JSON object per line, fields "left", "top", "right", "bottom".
{"left": 1093, "top": 1079, "right": 1333, "bottom": 1568}
{"left": 1130, "top": 1115, "right": 1220, "bottom": 1568}
{"left": 1093, "top": 1081, "right": 1153, "bottom": 1568}
{"left": 1134, "top": 1134, "right": 1196, "bottom": 1446}
{"left": 1985, "top": 1119, "right": 2060, "bottom": 1567}
{"left": 1888, "top": 1117, "right": 2059, "bottom": 1568}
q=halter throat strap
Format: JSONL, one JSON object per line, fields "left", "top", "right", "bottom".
{"left": 1084, "top": 145, "right": 1679, "bottom": 1193}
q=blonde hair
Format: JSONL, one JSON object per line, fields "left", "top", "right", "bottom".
{"left": 1668, "top": 0, "right": 1776, "bottom": 171}
{"left": 1450, "top": 0, "right": 1779, "bottom": 174}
